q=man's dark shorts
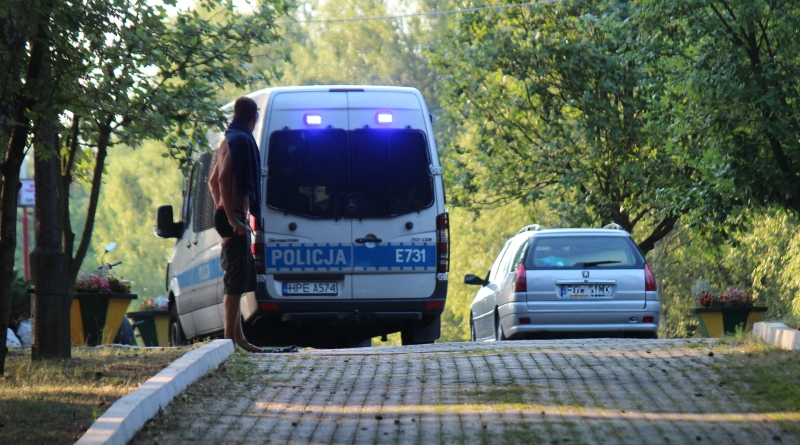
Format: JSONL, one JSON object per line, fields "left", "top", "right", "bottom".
{"left": 214, "top": 208, "right": 257, "bottom": 295}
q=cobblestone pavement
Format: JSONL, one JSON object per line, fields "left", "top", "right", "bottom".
{"left": 132, "top": 339, "right": 799, "bottom": 444}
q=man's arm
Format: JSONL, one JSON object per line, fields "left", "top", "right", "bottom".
{"left": 217, "top": 138, "right": 249, "bottom": 235}
{"left": 208, "top": 157, "right": 221, "bottom": 206}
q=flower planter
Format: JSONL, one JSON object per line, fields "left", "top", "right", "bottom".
{"left": 690, "top": 306, "right": 768, "bottom": 338}
{"left": 70, "top": 292, "right": 138, "bottom": 346}
{"left": 126, "top": 310, "right": 170, "bottom": 347}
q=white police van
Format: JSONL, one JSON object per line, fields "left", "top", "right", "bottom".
{"left": 156, "top": 86, "right": 449, "bottom": 347}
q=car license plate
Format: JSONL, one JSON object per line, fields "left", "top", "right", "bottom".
{"left": 282, "top": 282, "right": 338, "bottom": 296}
{"left": 560, "top": 284, "right": 615, "bottom": 298}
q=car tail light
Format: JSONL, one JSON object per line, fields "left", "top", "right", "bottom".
{"left": 644, "top": 264, "right": 657, "bottom": 291}
{"left": 513, "top": 263, "right": 527, "bottom": 292}
{"left": 436, "top": 213, "right": 450, "bottom": 273}
{"left": 250, "top": 215, "right": 265, "bottom": 273}
{"left": 643, "top": 316, "right": 654, "bottom": 323}
{"left": 519, "top": 317, "right": 531, "bottom": 324}
{"left": 425, "top": 301, "right": 443, "bottom": 310}
{"left": 260, "top": 302, "right": 279, "bottom": 311}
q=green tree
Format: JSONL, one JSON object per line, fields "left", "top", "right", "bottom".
{"left": 430, "top": 0, "right": 705, "bottom": 254}
{"left": 0, "top": 0, "right": 288, "bottom": 372}
{"left": 58, "top": 0, "right": 289, "bottom": 288}
{"left": 90, "top": 141, "right": 183, "bottom": 302}
{"left": 640, "top": 0, "right": 800, "bottom": 218}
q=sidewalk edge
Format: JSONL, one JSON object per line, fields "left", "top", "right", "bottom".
{"left": 752, "top": 322, "right": 800, "bottom": 351}
{"left": 75, "top": 339, "right": 235, "bottom": 445}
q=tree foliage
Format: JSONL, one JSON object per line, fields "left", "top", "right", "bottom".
{"left": 640, "top": 0, "right": 800, "bottom": 217}
{"left": 0, "top": 0, "right": 288, "bottom": 372}
{"left": 57, "top": 0, "right": 290, "bottom": 287}
{"left": 90, "top": 141, "right": 183, "bottom": 301}
{"left": 430, "top": 1, "right": 705, "bottom": 253}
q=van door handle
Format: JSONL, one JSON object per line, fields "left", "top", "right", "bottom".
{"left": 355, "top": 236, "right": 382, "bottom": 244}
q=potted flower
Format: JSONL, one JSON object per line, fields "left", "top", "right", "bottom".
{"left": 126, "top": 296, "right": 170, "bottom": 347}
{"left": 71, "top": 272, "right": 137, "bottom": 346}
{"left": 690, "top": 280, "right": 768, "bottom": 337}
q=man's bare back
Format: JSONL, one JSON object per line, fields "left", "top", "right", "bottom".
{"left": 209, "top": 138, "right": 250, "bottom": 241}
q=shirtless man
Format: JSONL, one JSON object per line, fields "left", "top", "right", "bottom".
{"left": 208, "top": 96, "right": 263, "bottom": 353}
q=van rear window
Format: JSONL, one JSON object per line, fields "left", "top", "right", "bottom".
{"left": 266, "top": 128, "right": 434, "bottom": 219}
{"left": 350, "top": 129, "right": 433, "bottom": 218}
{"left": 266, "top": 129, "right": 350, "bottom": 218}
{"left": 525, "top": 236, "right": 644, "bottom": 269}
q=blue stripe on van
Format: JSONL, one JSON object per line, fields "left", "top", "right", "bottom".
{"left": 176, "top": 257, "right": 224, "bottom": 289}
{"left": 354, "top": 243, "right": 436, "bottom": 271}
{"left": 266, "top": 243, "right": 351, "bottom": 272}
{"left": 264, "top": 242, "right": 436, "bottom": 272}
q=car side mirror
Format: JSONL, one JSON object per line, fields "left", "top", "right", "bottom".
{"left": 464, "top": 274, "right": 487, "bottom": 286}
{"left": 155, "top": 205, "right": 184, "bottom": 238}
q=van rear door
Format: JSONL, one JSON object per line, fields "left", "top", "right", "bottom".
{"left": 262, "top": 91, "right": 354, "bottom": 300}
{"left": 346, "top": 91, "right": 438, "bottom": 299}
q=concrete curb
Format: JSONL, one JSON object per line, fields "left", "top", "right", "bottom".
{"left": 752, "top": 322, "right": 800, "bottom": 351}
{"left": 75, "top": 339, "right": 235, "bottom": 445}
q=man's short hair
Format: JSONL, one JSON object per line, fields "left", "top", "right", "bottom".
{"left": 233, "top": 96, "right": 258, "bottom": 122}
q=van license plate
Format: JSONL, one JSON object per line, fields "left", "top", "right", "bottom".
{"left": 560, "top": 284, "right": 614, "bottom": 298}
{"left": 283, "top": 282, "right": 338, "bottom": 296}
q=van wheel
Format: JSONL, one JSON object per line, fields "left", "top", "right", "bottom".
{"left": 495, "top": 311, "right": 506, "bottom": 341}
{"left": 401, "top": 330, "right": 434, "bottom": 346}
{"left": 347, "top": 338, "right": 372, "bottom": 348}
{"left": 470, "top": 314, "right": 476, "bottom": 342}
{"left": 169, "top": 304, "right": 186, "bottom": 346}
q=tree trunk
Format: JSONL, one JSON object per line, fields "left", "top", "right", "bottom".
{"left": 30, "top": 117, "right": 70, "bottom": 360}
{"left": 0, "top": 0, "right": 54, "bottom": 375}
{"left": 60, "top": 116, "right": 80, "bottom": 289}
{"left": 69, "top": 121, "right": 111, "bottom": 284}
{"left": 0, "top": 139, "right": 24, "bottom": 374}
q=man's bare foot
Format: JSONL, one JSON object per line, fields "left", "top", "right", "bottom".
{"left": 236, "top": 340, "right": 263, "bottom": 353}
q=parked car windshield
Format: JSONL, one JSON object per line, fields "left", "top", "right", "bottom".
{"left": 266, "top": 128, "right": 434, "bottom": 219}
{"left": 525, "top": 236, "right": 644, "bottom": 269}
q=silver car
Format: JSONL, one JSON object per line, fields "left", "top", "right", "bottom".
{"left": 465, "top": 224, "right": 660, "bottom": 341}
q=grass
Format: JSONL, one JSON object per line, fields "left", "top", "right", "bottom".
{"left": 716, "top": 338, "right": 800, "bottom": 435}
{"left": 0, "top": 344, "right": 195, "bottom": 444}
{"left": 779, "top": 315, "right": 800, "bottom": 330}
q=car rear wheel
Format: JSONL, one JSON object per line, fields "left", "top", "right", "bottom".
{"left": 169, "top": 303, "right": 186, "bottom": 346}
{"left": 495, "top": 312, "right": 506, "bottom": 341}
{"left": 470, "top": 314, "right": 476, "bottom": 342}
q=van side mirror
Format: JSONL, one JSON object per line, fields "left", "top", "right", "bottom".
{"left": 464, "top": 274, "right": 487, "bottom": 286}
{"left": 155, "top": 205, "right": 184, "bottom": 238}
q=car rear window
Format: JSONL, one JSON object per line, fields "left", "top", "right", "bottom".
{"left": 266, "top": 128, "right": 434, "bottom": 219}
{"left": 525, "top": 236, "right": 644, "bottom": 269}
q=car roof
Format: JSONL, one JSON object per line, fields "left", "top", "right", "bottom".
{"left": 517, "top": 228, "right": 633, "bottom": 239}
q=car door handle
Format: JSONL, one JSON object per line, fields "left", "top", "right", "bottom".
{"left": 355, "top": 236, "right": 382, "bottom": 244}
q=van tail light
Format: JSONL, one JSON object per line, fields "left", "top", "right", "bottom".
{"left": 513, "top": 263, "right": 527, "bottom": 292}
{"left": 250, "top": 215, "right": 265, "bottom": 273}
{"left": 436, "top": 213, "right": 450, "bottom": 273}
{"left": 644, "top": 264, "right": 657, "bottom": 291}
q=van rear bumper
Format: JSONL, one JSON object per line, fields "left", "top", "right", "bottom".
{"left": 252, "top": 279, "right": 447, "bottom": 322}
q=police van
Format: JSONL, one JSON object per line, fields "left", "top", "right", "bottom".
{"left": 155, "top": 86, "right": 449, "bottom": 347}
